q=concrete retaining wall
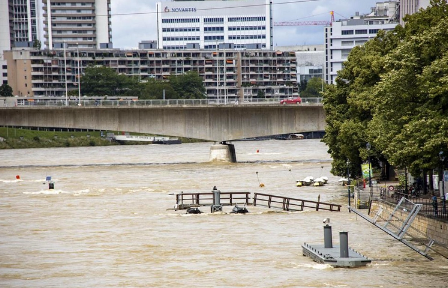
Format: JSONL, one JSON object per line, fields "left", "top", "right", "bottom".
{"left": 370, "top": 202, "right": 448, "bottom": 247}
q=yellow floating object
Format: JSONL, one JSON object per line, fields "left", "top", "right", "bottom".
{"left": 296, "top": 181, "right": 303, "bottom": 187}
{"left": 259, "top": 183, "right": 265, "bottom": 188}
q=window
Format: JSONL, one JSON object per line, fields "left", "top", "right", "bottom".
{"left": 162, "top": 18, "right": 200, "bottom": 24}
{"left": 369, "top": 29, "right": 379, "bottom": 34}
{"left": 204, "top": 18, "right": 224, "bottom": 24}
{"left": 355, "top": 29, "right": 367, "bottom": 35}
{"left": 204, "top": 27, "right": 224, "bottom": 32}
{"left": 228, "top": 17, "right": 265, "bottom": 22}
{"left": 341, "top": 30, "right": 353, "bottom": 35}
{"left": 204, "top": 35, "right": 224, "bottom": 41}
{"left": 341, "top": 49, "right": 351, "bottom": 59}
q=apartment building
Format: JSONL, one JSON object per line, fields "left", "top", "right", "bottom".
{"left": 324, "top": 1, "right": 399, "bottom": 84}
{"left": 0, "top": 0, "right": 44, "bottom": 85}
{"left": 156, "top": 0, "right": 272, "bottom": 50}
{"left": 4, "top": 48, "right": 298, "bottom": 100}
{"left": 1, "top": 0, "right": 112, "bottom": 86}
{"left": 42, "top": 0, "right": 112, "bottom": 49}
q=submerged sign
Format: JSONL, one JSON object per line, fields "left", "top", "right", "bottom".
{"left": 164, "top": 6, "right": 197, "bottom": 12}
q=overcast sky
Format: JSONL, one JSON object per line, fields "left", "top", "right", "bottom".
{"left": 110, "top": 0, "right": 381, "bottom": 49}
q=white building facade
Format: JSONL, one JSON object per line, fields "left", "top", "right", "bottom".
{"left": 43, "top": 0, "right": 112, "bottom": 49}
{"left": 0, "top": 0, "right": 44, "bottom": 85}
{"left": 156, "top": 0, "right": 273, "bottom": 50}
{"left": 400, "top": 0, "right": 430, "bottom": 26}
{"left": 324, "top": 2, "right": 399, "bottom": 84}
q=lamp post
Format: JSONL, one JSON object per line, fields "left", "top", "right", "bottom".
{"left": 77, "top": 43, "right": 81, "bottom": 106}
{"left": 64, "top": 41, "right": 68, "bottom": 106}
{"left": 347, "top": 159, "right": 351, "bottom": 212}
{"left": 366, "top": 142, "right": 372, "bottom": 198}
{"left": 440, "top": 151, "right": 446, "bottom": 214}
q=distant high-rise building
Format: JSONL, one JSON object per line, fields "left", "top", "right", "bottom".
{"left": 42, "top": 0, "right": 113, "bottom": 49}
{"left": 324, "top": 1, "right": 399, "bottom": 84}
{"left": 1, "top": 0, "right": 113, "bottom": 87}
{"left": 156, "top": 0, "right": 273, "bottom": 50}
{"left": 1, "top": 0, "right": 44, "bottom": 85}
{"left": 399, "top": 0, "right": 431, "bottom": 25}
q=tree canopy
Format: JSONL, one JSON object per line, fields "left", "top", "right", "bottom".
{"left": 81, "top": 66, "right": 140, "bottom": 96}
{"left": 79, "top": 66, "right": 206, "bottom": 99}
{"left": 322, "top": 0, "right": 448, "bottom": 178}
{"left": 300, "top": 77, "right": 324, "bottom": 98}
{"left": 0, "top": 83, "right": 13, "bottom": 97}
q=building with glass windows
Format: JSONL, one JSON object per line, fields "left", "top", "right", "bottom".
{"left": 324, "top": 1, "right": 399, "bottom": 84}
{"left": 43, "top": 0, "right": 112, "bottom": 49}
{"left": 4, "top": 48, "right": 298, "bottom": 99}
{"left": 0, "top": 0, "right": 112, "bottom": 86}
{"left": 156, "top": 0, "right": 272, "bottom": 50}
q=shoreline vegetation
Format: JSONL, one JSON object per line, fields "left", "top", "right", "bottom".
{"left": 0, "top": 127, "right": 204, "bottom": 149}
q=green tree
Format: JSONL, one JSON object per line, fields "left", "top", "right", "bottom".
{"left": 80, "top": 66, "right": 140, "bottom": 96}
{"left": 81, "top": 66, "right": 119, "bottom": 96}
{"left": 0, "top": 83, "right": 13, "bottom": 96}
{"left": 169, "top": 71, "right": 206, "bottom": 99}
{"left": 33, "top": 39, "right": 41, "bottom": 50}
{"left": 370, "top": 2, "right": 448, "bottom": 176}
{"left": 140, "top": 78, "right": 178, "bottom": 99}
{"left": 322, "top": 0, "right": 448, "bottom": 178}
{"left": 301, "top": 77, "right": 324, "bottom": 98}
{"left": 298, "top": 80, "right": 307, "bottom": 93}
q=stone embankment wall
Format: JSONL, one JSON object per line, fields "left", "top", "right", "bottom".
{"left": 370, "top": 202, "right": 448, "bottom": 247}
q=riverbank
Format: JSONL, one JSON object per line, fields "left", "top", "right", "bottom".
{"left": 0, "top": 127, "right": 204, "bottom": 149}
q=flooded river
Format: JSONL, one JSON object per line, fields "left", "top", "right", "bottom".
{"left": 1, "top": 139, "right": 447, "bottom": 287}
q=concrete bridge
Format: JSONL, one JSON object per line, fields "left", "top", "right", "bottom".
{"left": 0, "top": 104, "right": 326, "bottom": 161}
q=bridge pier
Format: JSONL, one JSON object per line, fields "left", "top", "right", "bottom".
{"left": 209, "top": 142, "right": 236, "bottom": 163}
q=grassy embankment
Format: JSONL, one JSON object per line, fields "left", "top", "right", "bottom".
{"left": 0, "top": 127, "right": 204, "bottom": 149}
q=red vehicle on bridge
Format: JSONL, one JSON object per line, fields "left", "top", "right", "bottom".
{"left": 280, "top": 96, "right": 302, "bottom": 104}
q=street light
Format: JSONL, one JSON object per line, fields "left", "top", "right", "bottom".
{"left": 347, "top": 159, "right": 351, "bottom": 212}
{"left": 366, "top": 142, "right": 373, "bottom": 199}
{"left": 77, "top": 43, "right": 81, "bottom": 106}
{"left": 64, "top": 41, "right": 68, "bottom": 106}
{"left": 440, "top": 151, "right": 446, "bottom": 214}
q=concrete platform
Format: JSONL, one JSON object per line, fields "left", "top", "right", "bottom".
{"left": 302, "top": 242, "right": 371, "bottom": 268}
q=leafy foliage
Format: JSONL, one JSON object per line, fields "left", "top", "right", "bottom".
{"left": 79, "top": 66, "right": 206, "bottom": 99}
{"left": 81, "top": 66, "right": 141, "bottom": 96}
{"left": 169, "top": 71, "right": 206, "bottom": 99}
{"left": 322, "top": 0, "right": 448, "bottom": 178}
{"left": 300, "top": 77, "right": 324, "bottom": 98}
{"left": 0, "top": 83, "right": 13, "bottom": 96}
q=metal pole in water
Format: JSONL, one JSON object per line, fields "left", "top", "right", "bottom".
{"left": 324, "top": 224, "right": 333, "bottom": 248}
{"left": 213, "top": 186, "right": 221, "bottom": 206}
{"left": 339, "top": 231, "right": 349, "bottom": 258}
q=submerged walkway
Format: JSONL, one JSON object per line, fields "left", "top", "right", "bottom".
{"left": 174, "top": 191, "right": 341, "bottom": 212}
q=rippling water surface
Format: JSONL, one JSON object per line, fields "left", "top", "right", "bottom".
{"left": 1, "top": 139, "right": 447, "bottom": 287}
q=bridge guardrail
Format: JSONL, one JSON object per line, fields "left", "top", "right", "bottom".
{"left": 3, "top": 97, "right": 323, "bottom": 107}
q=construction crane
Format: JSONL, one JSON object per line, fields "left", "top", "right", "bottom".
{"left": 274, "top": 11, "right": 334, "bottom": 26}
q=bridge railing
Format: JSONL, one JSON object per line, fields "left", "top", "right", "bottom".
{"left": 8, "top": 97, "right": 323, "bottom": 107}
